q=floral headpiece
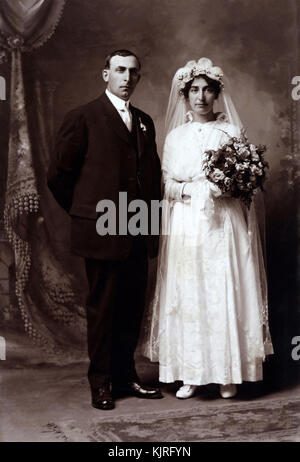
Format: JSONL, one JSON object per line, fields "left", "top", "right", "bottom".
{"left": 175, "top": 57, "right": 224, "bottom": 95}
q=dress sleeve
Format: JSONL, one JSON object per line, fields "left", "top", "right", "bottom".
{"left": 162, "top": 133, "right": 185, "bottom": 201}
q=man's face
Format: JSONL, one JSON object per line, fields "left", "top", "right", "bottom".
{"left": 102, "top": 55, "right": 140, "bottom": 101}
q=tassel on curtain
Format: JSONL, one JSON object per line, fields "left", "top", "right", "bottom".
{"left": 4, "top": 47, "right": 41, "bottom": 341}
{"left": 0, "top": 0, "right": 87, "bottom": 360}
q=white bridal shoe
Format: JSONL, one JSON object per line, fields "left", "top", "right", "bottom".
{"left": 176, "top": 384, "right": 198, "bottom": 399}
{"left": 219, "top": 384, "right": 237, "bottom": 398}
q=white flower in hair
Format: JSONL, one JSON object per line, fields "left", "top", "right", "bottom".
{"left": 176, "top": 57, "right": 224, "bottom": 94}
{"left": 185, "top": 60, "right": 198, "bottom": 68}
{"left": 209, "top": 66, "right": 224, "bottom": 79}
{"left": 197, "top": 57, "right": 213, "bottom": 68}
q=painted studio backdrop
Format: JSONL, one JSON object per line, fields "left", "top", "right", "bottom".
{"left": 0, "top": 0, "right": 299, "bottom": 386}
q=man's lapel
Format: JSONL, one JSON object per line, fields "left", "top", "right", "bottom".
{"left": 131, "top": 106, "right": 145, "bottom": 159}
{"left": 100, "top": 93, "right": 133, "bottom": 146}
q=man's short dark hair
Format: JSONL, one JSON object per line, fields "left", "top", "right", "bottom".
{"left": 104, "top": 50, "right": 141, "bottom": 70}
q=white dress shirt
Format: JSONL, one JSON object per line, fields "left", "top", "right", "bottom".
{"left": 105, "top": 89, "right": 132, "bottom": 131}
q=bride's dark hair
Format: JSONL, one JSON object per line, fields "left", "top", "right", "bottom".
{"left": 182, "top": 74, "right": 221, "bottom": 100}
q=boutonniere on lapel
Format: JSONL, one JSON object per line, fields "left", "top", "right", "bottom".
{"left": 139, "top": 117, "right": 147, "bottom": 133}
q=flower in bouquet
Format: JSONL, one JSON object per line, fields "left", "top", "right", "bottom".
{"left": 202, "top": 133, "right": 268, "bottom": 208}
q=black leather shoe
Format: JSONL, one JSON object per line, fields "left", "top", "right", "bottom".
{"left": 91, "top": 385, "right": 115, "bottom": 410}
{"left": 115, "top": 381, "right": 163, "bottom": 399}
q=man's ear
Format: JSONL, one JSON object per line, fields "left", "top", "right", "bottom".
{"left": 102, "top": 69, "right": 109, "bottom": 82}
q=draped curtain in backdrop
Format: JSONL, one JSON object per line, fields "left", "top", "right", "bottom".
{"left": 0, "top": 0, "right": 87, "bottom": 360}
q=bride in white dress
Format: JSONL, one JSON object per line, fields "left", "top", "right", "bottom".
{"left": 143, "top": 58, "right": 273, "bottom": 399}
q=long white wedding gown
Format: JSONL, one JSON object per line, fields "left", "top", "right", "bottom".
{"left": 143, "top": 113, "right": 273, "bottom": 385}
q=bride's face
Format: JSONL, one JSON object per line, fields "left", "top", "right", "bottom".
{"left": 188, "top": 77, "right": 217, "bottom": 116}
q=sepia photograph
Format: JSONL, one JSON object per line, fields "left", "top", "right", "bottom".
{"left": 0, "top": 0, "right": 299, "bottom": 446}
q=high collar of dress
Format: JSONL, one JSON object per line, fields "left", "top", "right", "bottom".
{"left": 190, "top": 111, "right": 228, "bottom": 126}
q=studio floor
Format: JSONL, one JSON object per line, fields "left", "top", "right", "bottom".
{"left": 0, "top": 329, "right": 300, "bottom": 442}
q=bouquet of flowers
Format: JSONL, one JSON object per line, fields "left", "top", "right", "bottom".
{"left": 202, "top": 131, "right": 268, "bottom": 208}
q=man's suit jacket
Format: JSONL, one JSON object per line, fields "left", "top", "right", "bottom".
{"left": 47, "top": 92, "right": 161, "bottom": 260}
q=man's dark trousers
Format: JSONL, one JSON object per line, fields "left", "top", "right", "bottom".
{"left": 85, "top": 235, "right": 148, "bottom": 389}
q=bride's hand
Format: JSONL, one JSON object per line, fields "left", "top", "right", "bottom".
{"left": 182, "top": 181, "right": 200, "bottom": 198}
{"left": 182, "top": 182, "right": 192, "bottom": 197}
{"left": 208, "top": 183, "right": 222, "bottom": 198}
{"left": 208, "top": 183, "right": 232, "bottom": 198}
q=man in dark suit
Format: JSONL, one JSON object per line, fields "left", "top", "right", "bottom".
{"left": 47, "top": 50, "right": 162, "bottom": 410}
